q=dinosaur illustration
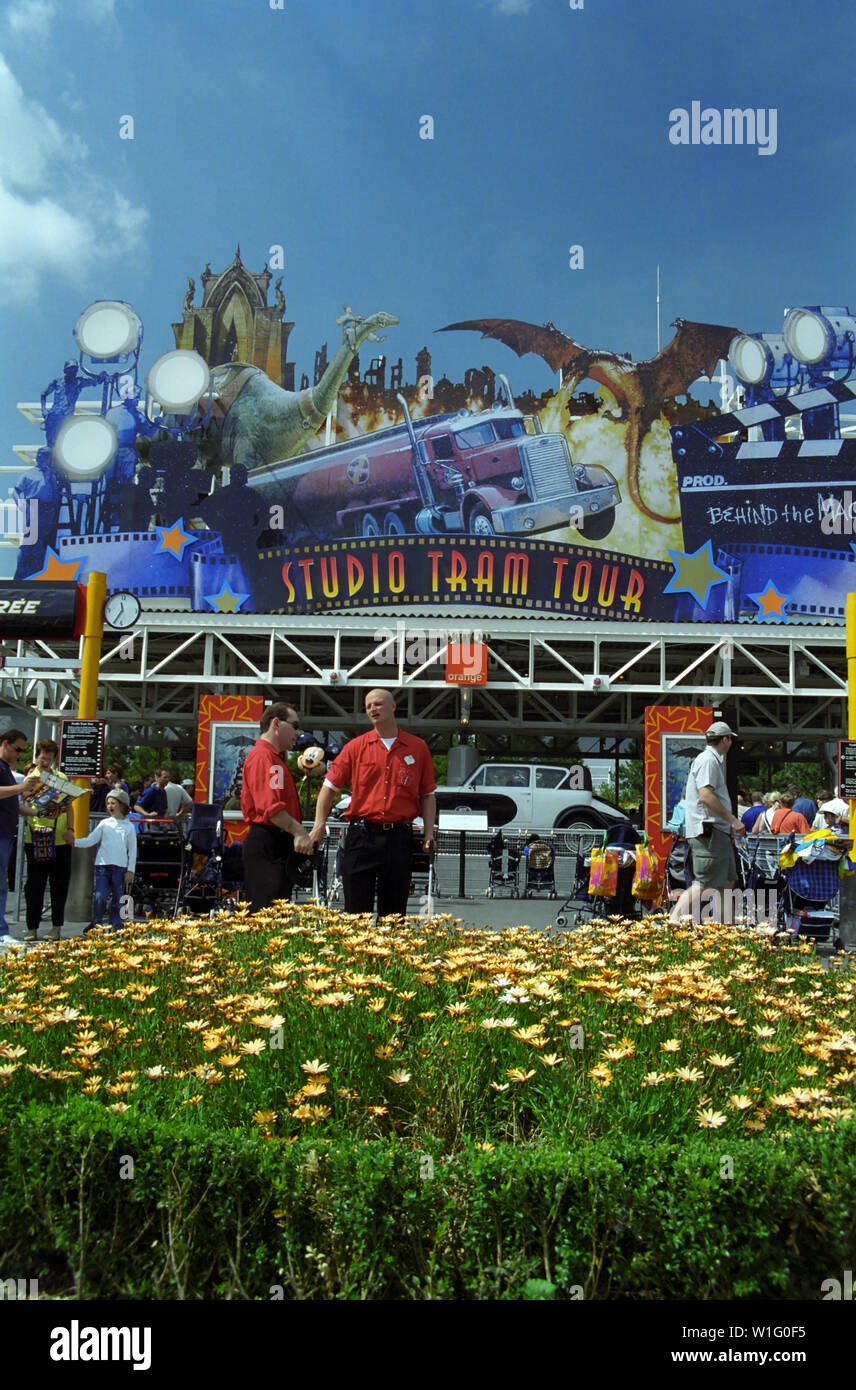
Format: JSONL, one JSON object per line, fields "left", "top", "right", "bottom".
{"left": 203, "top": 307, "right": 399, "bottom": 471}
{"left": 439, "top": 316, "right": 741, "bottom": 523}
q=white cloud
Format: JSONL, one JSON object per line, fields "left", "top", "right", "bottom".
{"left": 6, "top": 0, "right": 54, "bottom": 39}
{"left": 5, "top": 0, "right": 116, "bottom": 41}
{"left": 0, "top": 51, "right": 147, "bottom": 302}
{"left": 491, "top": 0, "right": 533, "bottom": 13}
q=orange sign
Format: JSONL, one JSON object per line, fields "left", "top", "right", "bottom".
{"left": 445, "top": 641, "right": 487, "bottom": 685}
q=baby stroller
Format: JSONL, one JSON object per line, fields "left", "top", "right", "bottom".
{"left": 776, "top": 832, "right": 845, "bottom": 948}
{"left": 660, "top": 835, "right": 693, "bottom": 912}
{"left": 522, "top": 834, "right": 557, "bottom": 898}
{"left": 174, "top": 803, "right": 230, "bottom": 916}
{"left": 555, "top": 837, "right": 597, "bottom": 927}
{"left": 736, "top": 834, "right": 786, "bottom": 927}
{"left": 486, "top": 829, "right": 520, "bottom": 897}
{"left": 409, "top": 833, "right": 439, "bottom": 912}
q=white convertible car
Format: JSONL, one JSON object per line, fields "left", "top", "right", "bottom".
{"left": 434, "top": 762, "right": 630, "bottom": 833}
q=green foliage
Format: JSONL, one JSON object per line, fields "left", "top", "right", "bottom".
{"left": 101, "top": 744, "right": 195, "bottom": 786}
{"left": 0, "top": 1105, "right": 852, "bottom": 1299}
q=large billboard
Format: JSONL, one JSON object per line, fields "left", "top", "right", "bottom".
{"left": 1, "top": 3, "right": 853, "bottom": 628}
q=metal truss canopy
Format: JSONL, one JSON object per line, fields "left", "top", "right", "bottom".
{"left": 0, "top": 611, "right": 846, "bottom": 753}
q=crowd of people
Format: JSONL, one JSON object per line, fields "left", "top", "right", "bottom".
{"left": 0, "top": 733, "right": 197, "bottom": 946}
{"left": 739, "top": 787, "right": 849, "bottom": 836}
{"left": 670, "top": 722, "right": 852, "bottom": 928}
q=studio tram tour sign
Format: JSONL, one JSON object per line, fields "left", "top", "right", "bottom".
{"left": 10, "top": 276, "right": 856, "bottom": 629}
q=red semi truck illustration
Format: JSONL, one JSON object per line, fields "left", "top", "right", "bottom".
{"left": 248, "top": 395, "right": 620, "bottom": 542}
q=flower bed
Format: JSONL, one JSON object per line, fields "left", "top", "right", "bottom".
{"left": 0, "top": 906, "right": 853, "bottom": 1297}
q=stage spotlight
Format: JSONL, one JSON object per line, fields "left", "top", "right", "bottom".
{"left": 146, "top": 350, "right": 210, "bottom": 414}
{"left": 727, "top": 333, "right": 799, "bottom": 393}
{"left": 74, "top": 301, "right": 142, "bottom": 360}
{"left": 53, "top": 414, "right": 118, "bottom": 479}
{"left": 782, "top": 305, "right": 856, "bottom": 375}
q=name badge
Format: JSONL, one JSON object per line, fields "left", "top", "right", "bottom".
{"left": 404, "top": 755, "right": 415, "bottom": 765}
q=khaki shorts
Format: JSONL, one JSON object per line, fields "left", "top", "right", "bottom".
{"left": 689, "top": 828, "right": 737, "bottom": 888}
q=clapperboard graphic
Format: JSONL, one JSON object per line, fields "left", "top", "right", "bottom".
{"left": 672, "top": 379, "right": 856, "bottom": 555}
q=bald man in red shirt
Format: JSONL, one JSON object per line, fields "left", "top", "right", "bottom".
{"left": 241, "top": 701, "right": 313, "bottom": 912}
{"left": 311, "top": 688, "right": 436, "bottom": 916}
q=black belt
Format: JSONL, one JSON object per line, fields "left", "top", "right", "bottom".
{"left": 350, "top": 818, "right": 413, "bottom": 831}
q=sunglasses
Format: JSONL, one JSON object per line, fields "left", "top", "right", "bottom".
{"left": 284, "top": 719, "right": 300, "bottom": 729}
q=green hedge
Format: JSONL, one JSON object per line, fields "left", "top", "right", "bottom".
{"left": 1, "top": 1096, "right": 853, "bottom": 1299}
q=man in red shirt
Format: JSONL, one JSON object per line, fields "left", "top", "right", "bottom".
{"left": 240, "top": 701, "right": 313, "bottom": 912}
{"left": 311, "top": 688, "right": 436, "bottom": 916}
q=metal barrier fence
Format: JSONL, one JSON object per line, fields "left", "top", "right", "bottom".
{"left": 318, "top": 823, "right": 604, "bottom": 901}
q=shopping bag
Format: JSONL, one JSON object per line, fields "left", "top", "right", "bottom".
{"left": 31, "top": 827, "right": 56, "bottom": 861}
{"left": 632, "top": 835, "right": 660, "bottom": 899}
{"left": 588, "top": 835, "right": 619, "bottom": 897}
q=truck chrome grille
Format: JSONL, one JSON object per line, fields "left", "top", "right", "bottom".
{"left": 521, "top": 436, "right": 572, "bottom": 500}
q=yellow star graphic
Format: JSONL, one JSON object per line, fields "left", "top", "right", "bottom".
{"left": 210, "top": 585, "right": 247, "bottom": 613}
{"left": 664, "top": 541, "right": 728, "bottom": 608}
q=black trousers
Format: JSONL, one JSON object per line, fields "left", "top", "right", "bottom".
{"left": 243, "top": 823, "right": 294, "bottom": 913}
{"left": 24, "top": 843, "right": 72, "bottom": 932}
{"left": 342, "top": 823, "right": 413, "bottom": 916}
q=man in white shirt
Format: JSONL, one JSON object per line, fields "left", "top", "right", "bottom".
{"left": 164, "top": 772, "right": 192, "bottom": 823}
{"left": 669, "top": 721, "right": 746, "bottom": 923}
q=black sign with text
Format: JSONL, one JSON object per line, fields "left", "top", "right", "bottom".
{"left": 0, "top": 581, "right": 82, "bottom": 639}
{"left": 58, "top": 719, "right": 105, "bottom": 777}
{"left": 838, "top": 740, "right": 856, "bottom": 801}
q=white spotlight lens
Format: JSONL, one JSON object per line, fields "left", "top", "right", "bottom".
{"left": 54, "top": 415, "right": 118, "bottom": 479}
{"left": 74, "top": 301, "right": 142, "bottom": 358}
{"left": 146, "top": 350, "right": 210, "bottom": 412}
{"left": 728, "top": 335, "right": 769, "bottom": 385}
{"left": 782, "top": 309, "right": 831, "bottom": 365}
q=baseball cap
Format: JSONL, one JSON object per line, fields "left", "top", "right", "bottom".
{"left": 181, "top": 778, "right": 194, "bottom": 787}
{"left": 820, "top": 798, "right": 849, "bottom": 818}
{"left": 106, "top": 787, "right": 130, "bottom": 808}
{"left": 706, "top": 721, "right": 734, "bottom": 738}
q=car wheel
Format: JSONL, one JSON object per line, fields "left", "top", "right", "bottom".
{"left": 575, "top": 507, "right": 615, "bottom": 542}
{"left": 554, "top": 811, "right": 603, "bottom": 831}
{"left": 467, "top": 503, "right": 496, "bottom": 537}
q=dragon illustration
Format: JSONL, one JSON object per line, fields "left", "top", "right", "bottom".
{"left": 204, "top": 307, "right": 399, "bottom": 471}
{"left": 439, "top": 316, "right": 741, "bottom": 524}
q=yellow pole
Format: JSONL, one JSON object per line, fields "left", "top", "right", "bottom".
{"left": 73, "top": 571, "right": 106, "bottom": 836}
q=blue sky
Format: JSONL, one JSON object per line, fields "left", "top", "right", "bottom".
{"left": 1, "top": 0, "right": 854, "bottom": 539}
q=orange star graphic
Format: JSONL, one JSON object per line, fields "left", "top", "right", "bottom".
{"left": 157, "top": 521, "right": 193, "bottom": 560}
{"left": 29, "top": 548, "right": 85, "bottom": 581}
{"left": 750, "top": 582, "right": 789, "bottom": 619}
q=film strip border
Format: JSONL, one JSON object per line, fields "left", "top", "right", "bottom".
{"left": 675, "top": 377, "right": 856, "bottom": 440}
{"left": 714, "top": 541, "right": 854, "bottom": 621}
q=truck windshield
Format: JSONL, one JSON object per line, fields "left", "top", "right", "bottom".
{"left": 453, "top": 422, "right": 495, "bottom": 449}
{"left": 493, "top": 418, "right": 526, "bottom": 440}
